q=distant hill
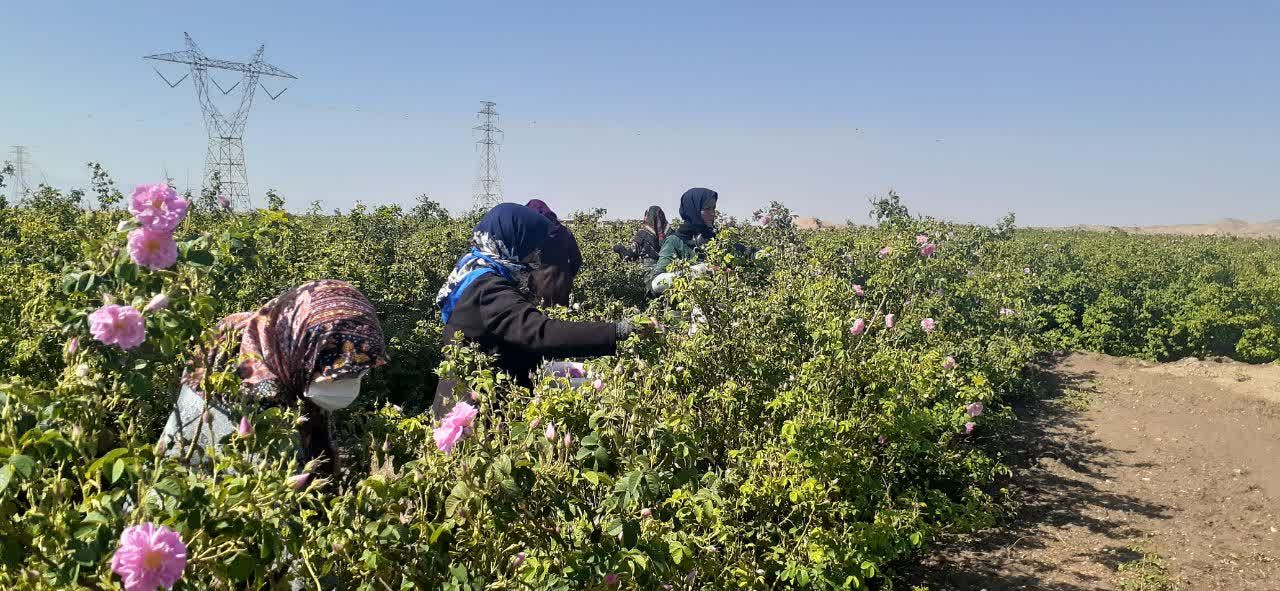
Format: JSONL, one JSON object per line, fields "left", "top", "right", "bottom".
{"left": 1061, "top": 219, "right": 1280, "bottom": 239}
{"left": 784, "top": 216, "right": 1279, "bottom": 238}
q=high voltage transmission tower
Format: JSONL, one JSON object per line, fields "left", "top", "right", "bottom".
{"left": 473, "top": 101, "right": 503, "bottom": 210}
{"left": 8, "top": 145, "right": 32, "bottom": 200}
{"left": 145, "top": 33, "right": 296, "bottom": 209}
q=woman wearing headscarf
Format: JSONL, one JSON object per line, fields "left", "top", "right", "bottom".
{"left": 613, "top": 205, "right": 668, "bottom": 265}
{"left": 649, "top": 188, "right": 719, "bottom": 293}
{"left": 433, "top": 203, "right": 632, "bottom": 418}
{"left": 525, "top": 198, "right": 582, "bottom": 307}
{"left": 158, "top": 280, "right": 388, "bottom": 478}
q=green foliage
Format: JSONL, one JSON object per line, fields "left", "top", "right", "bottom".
{"left": 1006, "top": 230, "right": 1280, "bottom": 362}
{"left": 0, "top": 182, "right": 1274, "bottom": 589}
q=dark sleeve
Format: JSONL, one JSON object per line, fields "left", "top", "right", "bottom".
{"left": 475, "top": 276, "right": 617, "bottom": 358}
{"left": 566, "top": 232, "right": 583, "bottom": 276}
{"left": 631, "top": 229, "right": 650, "bottom": 258}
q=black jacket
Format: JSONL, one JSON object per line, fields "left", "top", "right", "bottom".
{"left": 433, "top": 272, "right": 616, "bottom": 416}
{"left": 631, "top": 228, "right": 662, "bottom": 264}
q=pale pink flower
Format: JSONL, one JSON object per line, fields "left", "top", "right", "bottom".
{"left": 470, "top": 390, "right": 480, "bottom": 402}
{"left": 434, "top": 401, "right": 478, "bottom": 454}
{"left": 884, "top": 313, "right": 895, "bottom": 328}
{"left": 853, "top": 284, "right": 865, "bottom": 297}
{"left": 65, "top": 336, "right": 80, "bottom": 357}
{"left": 592, "top": 378, "right": 604, "bottom": 391}
{"left": 128, "top": 183, "right": 189, "bottom": 232}
{"left": 878, "top": 435, "right": 888, "bottom": 446}
{"left": 143, "top": 293, "right": 169, "bottom": 313}
{"left": 89, "top": 304, "right": 146, "bottom": 350}
{"left": 942, "top": 356, "right": 957, "bottom": 370}
{"left": 562, "top": 432, "right": 574, "bottom": 448}
{"left": 641, "top": 507, "right": 652, "bottom": 518}
{"left": 920, "top": 243, "right": 938, "bottom": 257}
{"left": 237, "top": 415, "right": 252, "bottom": 437}
{"left": 760, "top": 215, "right": 772, "bottom": 226}
{"left": 1023, "top": 267, "right": 1032, "bottom": 275}
{"left": 878, "top": 246, "right": 892, "bottom": 257}
{"left": 127, "top": 228, "right": 178, "bottom": 270}
{"left": 966, "top": 402, "right": 984, "bottom": 417}
{"left": 604, "top": 573, "right": 620, "bottom": 587}
{"left": 849, "top": 318, "right": 866, "bottom": 335}
{"left": 110, "top": 522, "right": 187, "bottom": 591}
{"left": 513, "top": 551, "right": 526, "bottom": 568}
{"left": 287, "top": 473, "right": 311, "bottom": 491}
{"left": 964, "top": 422, "right": 976, "bottom": 434}
{"left": 921, "top": 318, "right": 936, "bottom": 332}
{"left": 1000, "top": 307, "right": 1016, "bottom": 316}
{"left": 216, "top": 195, "right": 230, "bottom": 211}
{"left": 916, "top": 234, "right": 929, "bottom": 245}
{"left": 545, "top": 423, "right": 557, "bottom": 442}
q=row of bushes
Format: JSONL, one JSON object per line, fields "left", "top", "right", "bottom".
{"left": 0, "top": 185, "right": 1275, "bottom": 589}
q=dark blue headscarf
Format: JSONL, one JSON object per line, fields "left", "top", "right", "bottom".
{"left": 676, "top": 188, "right": 718, "bottom": 241}
{"left": 435, "top": 203, "right": 552, "bottom": 322}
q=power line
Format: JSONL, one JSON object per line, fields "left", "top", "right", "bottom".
{"left": 144, "top": 32, "right": 297, "bottom": 209}
{"left": 473, "top": 101, "right": 503, "bottom": 210}
{"left": 8, "top": 145, "right": 32, "bottom": 200}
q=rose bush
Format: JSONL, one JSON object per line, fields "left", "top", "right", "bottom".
{"left": 0, "top": 178, "right": 1277, "bottom": 589}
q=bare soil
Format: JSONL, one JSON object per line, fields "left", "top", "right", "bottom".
{"left": 900, "top": 352, "right": 1280, "bottom": 590}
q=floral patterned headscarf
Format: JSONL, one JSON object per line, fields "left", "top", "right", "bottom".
{"left": 184, "top": 280, "right": 388, "bottom": 404}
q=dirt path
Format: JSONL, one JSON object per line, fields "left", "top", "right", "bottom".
{"left": 902, "top": 352, "right": 1280, "bottom": 590}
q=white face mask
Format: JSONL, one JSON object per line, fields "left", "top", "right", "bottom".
{"left": 304, "top": 374, "right": 363, "bottom": 411}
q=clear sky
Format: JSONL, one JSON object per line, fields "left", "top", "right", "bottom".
{"left": 3, "top": 1, "right": 1277, "bottom": 226}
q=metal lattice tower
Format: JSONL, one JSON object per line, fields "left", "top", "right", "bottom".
{"left": 473, "top": 101, "right": 503, "bottom": 210}
{"left": 145, "top": 33, "right": 296, "bottom": 209}
{"left": 8, "top": 145, "right": 32, "bottom": 200}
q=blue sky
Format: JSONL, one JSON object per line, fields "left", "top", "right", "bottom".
{"left": 3, "top": 1, "right": 1277, "bottom": 225}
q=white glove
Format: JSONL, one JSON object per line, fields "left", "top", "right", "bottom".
{"left": 650, "top": 272, "right": 677, "bottom": 294}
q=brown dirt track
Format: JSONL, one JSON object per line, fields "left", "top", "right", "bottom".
{"left": 902, "top": 352, "right": 1279, "bottom": 590}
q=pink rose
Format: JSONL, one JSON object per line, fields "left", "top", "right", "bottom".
{"left": 143, "top": 293, "right": 170, "bottom": 313}
{"left": 110, "top": 523, "right": 187, "bottom": 591}
{"left": 434, "top": 402, "right": 478, "bottom": 454}
{"left": 128, "top": 183, "right": 189, "bottom": 232}
{"left": 921, "top": 318, "right": 936, "bottom": 332}
{"left": 849, "top": 318, "right": 866, "bottom": 335}
{"left": 89, "top": 304, "right": 146, "bottom": 350}
{"left": 128, "top": 228, "right": 178, "bottom": 270}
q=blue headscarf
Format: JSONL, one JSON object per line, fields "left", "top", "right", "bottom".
{"left": 436, "top": 203, "right": 552, "bottom": 322}
{"left": 676, "top": 188, "right": 718, "bottom": 241}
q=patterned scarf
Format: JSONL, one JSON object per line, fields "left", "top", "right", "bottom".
{"left": 184, "top": 280, "right": 388, "bottom": 404}
{"left": 643, "top": 205, "right": 668, "bottom": 242}
{"left": 435, "top": 203, "right": 552, "bottom": 322}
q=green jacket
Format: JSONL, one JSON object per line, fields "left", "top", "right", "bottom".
{"left": 653, "top": 234, "right": 697, "bottom": 276}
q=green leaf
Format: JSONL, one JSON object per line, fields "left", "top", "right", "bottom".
{"left": 110, "top": 458, "right": 125, "bottom": 484}
{"left": 0, "top": 465, "right": 13, "bottom": 494}
{"left": 8, "top": 454, "right": 34, "bottom": 478}
{"left": 186, "top": 249, "right": 215, "bottom": 266}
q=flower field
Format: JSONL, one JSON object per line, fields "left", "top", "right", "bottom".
{"left": 1, "top": 183, "right": 1278, "bottom": 590}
